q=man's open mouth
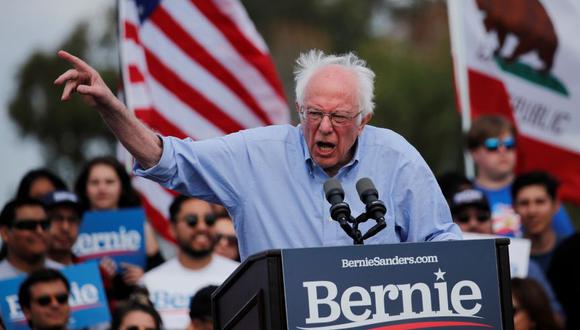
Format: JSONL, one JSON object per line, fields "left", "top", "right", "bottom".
{"left": 316, "top": 141, "right": 336, "bottom": 152}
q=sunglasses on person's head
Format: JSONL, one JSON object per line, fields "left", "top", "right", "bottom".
{"left": 10, "top": 219, "right": 50, "bottom": 231}
{"left": 454, "top": 211, "right": 490, "bottom": 224}
{"left": 34, "top": 293, "right": 69, "bottom": 306}
{"left": 182, "top": 214, "right": 217, "bottom": 227}
{"left": 483, "top": 137, "right": 516, "bottom": 151}
{"left": 215, "top": 233, "right": 238, "bottom": 246}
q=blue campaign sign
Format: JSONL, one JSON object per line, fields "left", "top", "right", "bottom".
{"left": 72, "top": 207, "right": 146, "bottom": 268}
{"left": 0, "top": 261, "right": 111, "bottom": 330}
{"left": 282, "top": 240, "right": 502, "bottom": 330}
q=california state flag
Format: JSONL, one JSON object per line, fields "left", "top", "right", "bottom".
{"left": 448, "top": 0, "right": 580, "bottom": 204}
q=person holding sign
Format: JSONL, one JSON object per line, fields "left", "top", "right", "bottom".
{"left": 74, "top": 157, "right": 164, "bottom": 308}
{"left": 74, "top": 157, "right": 164, "bottom": 278}
{"left": 18, "top": 269, "right": 71, "bottom": 330}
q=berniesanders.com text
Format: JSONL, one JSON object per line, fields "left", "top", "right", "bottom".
{"left": 341, "top": 255, "right": 438, "bottom": 268}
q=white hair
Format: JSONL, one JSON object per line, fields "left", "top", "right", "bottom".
{"left": 294, "top": 49, "right": 376, "bottom": 117}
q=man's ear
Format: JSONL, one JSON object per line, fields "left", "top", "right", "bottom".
{"left": 22, "top": 306, "right": 32, "bottom": 324}
{"left": 361, "top": 113, "right": 372, "bottom": 126}
{"left": 469, "top": 148, "right": 483, "bottom": 163}
{"left": 357, "top": 113, "right": 372, "bottom": 134}
{"left": 0, "top": 227, "right": 10, "bottom": 242}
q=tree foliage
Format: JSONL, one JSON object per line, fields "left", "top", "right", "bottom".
{"left": 8, "top": 15, "right": 118, "bottom": 180}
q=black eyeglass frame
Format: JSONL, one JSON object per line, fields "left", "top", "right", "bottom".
{"left": 9, "top": 219, "right": 51, "bottom": 231}
{"left": 34, "top": 293, "right": 69, "bottom": 306}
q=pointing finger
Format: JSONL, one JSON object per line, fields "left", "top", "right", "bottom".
{"left": 57, "top": 50, "right": 94, "bottom": 73}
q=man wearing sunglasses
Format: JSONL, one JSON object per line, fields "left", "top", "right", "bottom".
{"left": 18, "top": 268, "right": 70, "bottom": 330}
{"left": 42, "top": 191, "right": 83, "bottom": 266}
{"left": 467, "top": 115, "right": 573, "bottom": 238}
{"left": 212, "top": 216, "right": 240, "bottom": 262}
{"left": 450, "top": 189, "right": 493, "bottom": 234}
{"left": 0, "top": 198, "right": 63, "bottom": 280}
{"left": 142, "top": 195, "right": 238, "bottom": 329}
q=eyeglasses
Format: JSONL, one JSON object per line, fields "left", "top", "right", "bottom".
{"left": 181, "top": 214, "right": 217, "bottom": 227}
{"left": 300, "top": 106, "right": 361, "bottom": 126}
{"left": 215, "top": 233, "right": 238, "bottom": 246}
{"left": 34, "top": 293, "right": 69, "bottom": 306}
{"left": 483, "top": 137, "right": 516, "bottom": 151}
{"left": 454, "top": 211, "right": 490, "bottom": 224}
{"left": 10, "top": 219, "right": 50, "bottom": 231}
{"left": 48, "top": 214, "right": 81, "bottom": 223}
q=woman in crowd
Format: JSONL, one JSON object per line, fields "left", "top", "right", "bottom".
{"left": 511, "top": 277, "right": 562, "bottom": 330}
{"left": 74, "top": 156, "right": 163, "bottom": 300}
{"left": 16, "top": 168, "right": 67, "bottom": 199}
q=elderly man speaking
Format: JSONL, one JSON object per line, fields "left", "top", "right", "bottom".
{"left": 55, "top": 49, "right": 461, "bottom": 260}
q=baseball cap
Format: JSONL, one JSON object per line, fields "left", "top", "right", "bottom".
{"left": 450, "top": 189, "right": 490, "bottom": 215}
{"left": 42, "top": 190, "right": 81, "bottom": 211}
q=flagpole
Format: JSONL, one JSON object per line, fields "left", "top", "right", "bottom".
{"left": 448, "top": 0, "right": 475, "bottom": 179}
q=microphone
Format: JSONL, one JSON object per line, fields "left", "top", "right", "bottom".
{"left": 356, "top": 178, "right": 387, "bottom": 221}
{"left": 323, "top": 178, "right": 354, "bottom": 237}
{"left": 324, "top": 178, "right": 345, "bottom": 207}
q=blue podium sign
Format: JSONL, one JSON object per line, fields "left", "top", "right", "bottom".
{"left": 72, "top": 207, "right": 146, "bottom": 268}
{"left": 0, "top": 262, "right": 111, "bottom": 330}
{"left": 281, "top": 240, "right": 502, "bottom": 329}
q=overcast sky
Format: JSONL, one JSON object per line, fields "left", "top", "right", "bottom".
{"left": 0, "top": 1, "right": 115, "bottom": 205}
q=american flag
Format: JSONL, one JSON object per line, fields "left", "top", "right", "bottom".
{"left": 118, "top": 0, "right": 289, "bottom": 242}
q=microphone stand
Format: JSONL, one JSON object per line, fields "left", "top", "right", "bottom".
{"left": 329, "top": 206, "right": 386, "bottom": 245}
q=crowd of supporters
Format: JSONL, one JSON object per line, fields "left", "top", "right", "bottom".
{"left": 0, "top": 156, "right": 240, "bottom": 329}
{"left": 438, "top": 114, "right": 579, "bottom": 330}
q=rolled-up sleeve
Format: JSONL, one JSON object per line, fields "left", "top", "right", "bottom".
{"left": 393, "top": 157, "right": 463, "bottom": 242}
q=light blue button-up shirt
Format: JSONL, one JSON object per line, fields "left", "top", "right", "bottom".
{"left": 135, "top": 124, "right": 462, "bottom": 260}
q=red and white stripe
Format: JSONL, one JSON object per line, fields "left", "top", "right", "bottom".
{"left": 118, "top": 0, "right": 289, "bottom": 241}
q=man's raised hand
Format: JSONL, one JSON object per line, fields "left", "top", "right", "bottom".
{"left": 54, "top": 50, "right": 119, "bottom": 112}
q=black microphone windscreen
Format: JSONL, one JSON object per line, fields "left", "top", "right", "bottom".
{"left": 356, "top": 177, "right": 377, "bottom": 197}
{"left": 323, "top": 178, "right": 344, "bottom": 202}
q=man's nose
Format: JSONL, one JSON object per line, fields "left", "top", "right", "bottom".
{"left": 61, "top": 220, "right": 70, "bottom": 231}
{"left": 318, "top": 115, "right": 334, "bottom": 133}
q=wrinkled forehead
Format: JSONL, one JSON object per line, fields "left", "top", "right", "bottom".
{"left": 304, "top": 65, "right": 358, "bottom": 105}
